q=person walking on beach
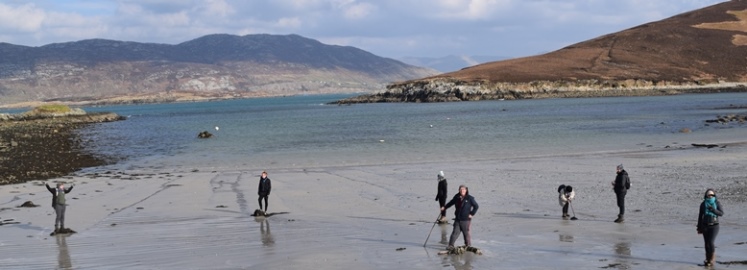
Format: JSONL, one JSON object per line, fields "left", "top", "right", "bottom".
{"left": 258, "top": 171, "right": 271, "bottom": 213}
{"left": 46, "top": 182, "right": 73, "bottom": 232}
{"left": 611, "top": 164, "right": 630, "bottom": 223}
{"left": 441, "top": 185, "right": 479, "bottom": 249}
{"left": 697, "top": 189, "right": 723, "bottom": 267}
{"left": 558, "top": 185, "right": 575, "bottom": 219}
{"left": 435, "top": 171, "right": 448, "bottom": 223}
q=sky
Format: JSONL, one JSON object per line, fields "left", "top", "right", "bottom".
{"left": 0, "top": 0, "right": 728, "bottom": 59}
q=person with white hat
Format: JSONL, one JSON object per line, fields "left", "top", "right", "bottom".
{"left": 435, "top": 171, "right": 448, "bottom": 223}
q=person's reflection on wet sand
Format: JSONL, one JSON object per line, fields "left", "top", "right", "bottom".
{"left": 439, "top": 224, "right": 449, "bottom": 245}
{"left": 615, "top": 241, "right": 631, "bottom": 256}
{"left": 442, "top": 253, "right": 474, "bottom": 270}
{"left": 260, "top": 218, "right": 275, "bottom": 247}
{"left": 56, "top": 235, "right": 73, "bottom": 269}
{"left": 613, "top": 241, "right": 631, "bottom": 268}
{"left": 559, "top": 233, "right": 574, "bottom": 243}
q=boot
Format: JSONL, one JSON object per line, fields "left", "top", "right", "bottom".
{"left": 708, "top": 252, "right": 716, "bottom": 266}
{"left": 54, "top": 225, "right": 59, "bottom": 233}
{"left": 614, "top": 215, "right": 624, "bottom": 223}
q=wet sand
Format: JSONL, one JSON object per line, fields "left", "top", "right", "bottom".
{"left": 1, "top": 138, "right": 747, "bottom": 269}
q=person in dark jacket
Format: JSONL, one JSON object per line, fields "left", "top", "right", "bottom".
{"left": 435, "top": 171, "right": 448, "bottom": 223}
{"left": 258, "top": 171, "right": 272, "bottom": 212}
{"left": 441, "top": 184, "right": 479, "bottom": 248}
{"left": 558, "top": 185, "right": 575, "bottom": 219}
{"left": 611, "top": 164, "right": 630, "bottom": 223}
{"left": 46, "top": 182, "right": 73, "bottom": 232}
{"left": 697, "top": 189, "right": 724, "bottom": 267}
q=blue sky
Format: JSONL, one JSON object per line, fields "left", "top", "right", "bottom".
{"left": 0, "top": 0, "right": 727, "bottom": 59}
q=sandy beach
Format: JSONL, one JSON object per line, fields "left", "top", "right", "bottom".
{"left": 1, "top": 130, "right": 747, "bottom": 269}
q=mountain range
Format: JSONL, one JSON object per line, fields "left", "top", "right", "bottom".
{"left": 0, "top": 34, "right": 437, "bottom": 106}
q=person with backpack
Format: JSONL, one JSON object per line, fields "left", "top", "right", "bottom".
{"left": 435, "top": 171, "right": 448, "bottom": 223}
{"left": 611, "top": 164, "right": 630, "bottom": 223}
{"left": 697, "top": 189, "right": 723, "bottom": 267}
{"left": 46, "top": 182, "right": 74, "bottom": 232}
{"left": 557, "top": 185, "right": 575, "bottom": 219}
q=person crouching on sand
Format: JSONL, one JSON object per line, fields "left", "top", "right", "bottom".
{"left": 441, "top": 185, "right": 478, "bottom": 249}
{"left": 435, "top": 171, "right": 448, "bottom": 223}
{"left": 697, "top": 189, "right": 723, "bottom": 267}
{"left": 258, "top": 171, "right": 272, "bottom": 213}
{"left": 46, "top": 182, "right": 73, "bottom": 232}
{"left": 558, "top": 185, "right": 575, "bottom": 219}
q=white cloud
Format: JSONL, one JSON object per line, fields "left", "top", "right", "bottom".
{"left": 201, "top": 0, "right": 235, "bottom": 17}
{"left": 0, "top": 3, "right": 46, "bottom": 32}
{"left": 342, "top": 2, "right": 376, "bottom": 19}
{"left": 276, "top": 17, "right": 303, "bottom": 28}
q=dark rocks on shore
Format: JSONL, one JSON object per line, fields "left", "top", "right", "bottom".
{"left": 18, "top": 201, "right": 39, "bottom": 208}
{"left": 197, "top": 131, "right": 213, "bottom": 138}
{"left": 0, "top": 111, "right": 125, "bottom": 185}
{"left": 705, "top": 114, "right": 747, "bottom": 124}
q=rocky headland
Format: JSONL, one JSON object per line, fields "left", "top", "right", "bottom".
{"left": 332, "top": 80, "right": 747, "bottom": 104}
{"left": 0, "top": 106, "right": 124, "bottom": 185}
{"left": 334, "top": 1, "right": 747, "bottom": 104}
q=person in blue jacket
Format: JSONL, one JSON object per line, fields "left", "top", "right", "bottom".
{"left": 697, "top": 188, "right": 724, "bottom": 267}
{"left": 441, "top": 184, "right": 479, "bottom": 249}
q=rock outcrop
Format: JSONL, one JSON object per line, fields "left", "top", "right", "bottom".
{"left": 0, "top": 108, "right": 124, "bottom": 185}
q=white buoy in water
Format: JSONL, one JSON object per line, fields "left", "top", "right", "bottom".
{"left": 215, "top": 126, "right": 220, "bottom": 131}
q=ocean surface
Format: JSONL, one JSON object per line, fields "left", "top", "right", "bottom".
{"left": 73, "top": 93, "right": 747, "bottom": 172}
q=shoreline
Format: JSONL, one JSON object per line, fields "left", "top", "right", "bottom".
{"left": 333, "top": 82, "right": 747, "bottom": 104}
{"left": 0, "top": 112, "right": 124, "bottom": 185}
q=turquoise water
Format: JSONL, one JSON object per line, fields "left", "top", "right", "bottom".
{"left": 77, "top": 93, "right": 747, "bottom": 171}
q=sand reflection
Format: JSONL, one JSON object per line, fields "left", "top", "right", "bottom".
{"left": 55, "top": 235, "right": 73, "bottom": 269}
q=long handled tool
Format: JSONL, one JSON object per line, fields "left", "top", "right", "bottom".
{"left": 569, "top": 201, "right": 578, "bottom": 220}
{"left": 423, "top": 214, "right": 442, "bottom": 247}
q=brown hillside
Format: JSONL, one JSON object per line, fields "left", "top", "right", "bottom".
{"left": 433, "top": 0, "right": 747, "bottom": 83}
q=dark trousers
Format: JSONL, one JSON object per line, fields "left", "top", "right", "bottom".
{"left": 448, "top": 220, "right": 472, "bottom": 247}
{"left": 562, "top": 202, "right": 569, "bottom": 215}
{"left": 616, "top": 192, "right": 626, "bottom": 216}
{"left": 438, "top": 197, "right": 446, "bottom": 217}
{"left": 703, "top": 224, "right": 719, "bottom": 259}
{"left": 54, "top": 204, "right": 66, "bottom": 228}
{"left": 258, "top": 195, "right": 268, "bottom": 211}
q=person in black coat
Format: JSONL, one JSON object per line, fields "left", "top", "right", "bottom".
{"left": 46, "top": 182, "right": 73, "bottom": 231}
{"left": 697, "top": 189, "right": 724, "bottom": 267}
{"left": 441, "top": 184, "right": 479, "bottom": 248}
{"left": 611, "top": 164, "right": 630, "bottom": 223}
{"left": 435, "top": 171, "right": 448, "bottom": 223}
{"left": 258, "top": 171, "right": 272, "bottom": 212}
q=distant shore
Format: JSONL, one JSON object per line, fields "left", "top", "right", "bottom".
{"left": 0, "top": 112, "right": 124, "bottom": 185}
{"left": 332, "top": 81, "right": 747, "bottom": 104}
